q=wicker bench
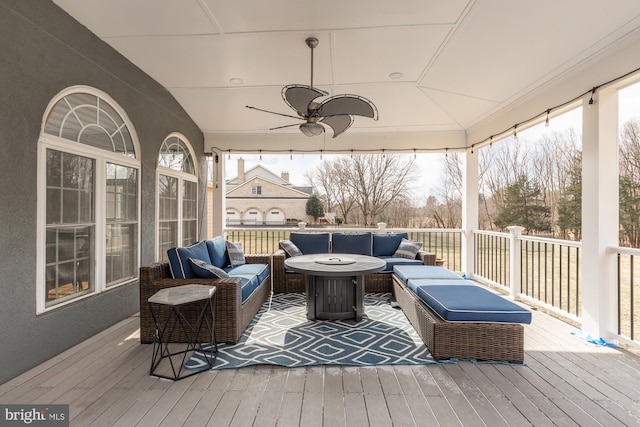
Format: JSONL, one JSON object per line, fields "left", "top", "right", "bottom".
{"left": 139, "top": 254, "right": 271, "bottom": 344}
{"left": 392, "top": 272, "right": 528, "bottom": 363}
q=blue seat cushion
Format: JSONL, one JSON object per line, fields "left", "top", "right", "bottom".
{"left": 393, "top": 265, "right": 463, "bottom": 284}
{"left": 167, "top": 240, "right": 212, "bottom": 279}
{"left": 415, "top": 284, "right": 532, "bottom": 324}
{"left": 289, "top": 232, "right": 330, "bottom": 254}
{"left": 406, "top": 278, "right": 467, "bottom": 293}
{"left": 226, "top": 263, "right": 270, "bottom": 302}
{"left": 372, "top": 233, "right": 408, "bottom": 257}
{"left": 206, "top": 235, "right": 229, "bottom": 268}
{"left": 379, "top": 257, "right": 422, "bottom": 272}
{"left": 331, "top": 232, "right": 373, "bottom": 256}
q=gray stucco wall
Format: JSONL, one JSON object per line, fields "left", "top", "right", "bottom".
{"left": 0, "top": 0, "right": 206, "bottom": 384}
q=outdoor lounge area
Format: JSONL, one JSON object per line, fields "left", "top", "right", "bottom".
{"left": 4, "top": 1, "right": 640, "bottom": 426}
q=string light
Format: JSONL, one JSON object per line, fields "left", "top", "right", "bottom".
{"left": 289, "top": 150, "right": 292, "bottom": 160}
{"left": 413, "top": 148, "right": 417, "bottom": 159}
{"left": 513, "top": 125, "right": 518, "bottom": 140}
{"left": 489, "top": 136, "right": 493, "bottom": 147}
{"left": 545, "top": 109, "right": 550, "bottom": 127}
{"left": 320, "top": 150, "right": 323, "bottom": 160}
{"left": 259, "top": 150, "right": 262, "bottom": 160}
{"left": 588, "top": 87, "right": 596, "bottom": 107}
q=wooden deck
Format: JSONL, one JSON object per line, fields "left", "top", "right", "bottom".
{"left": 2, "top": 305, "right": 640, "bottom": 426}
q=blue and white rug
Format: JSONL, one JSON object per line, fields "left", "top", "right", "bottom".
{"left": 186, "top": 292, "right": 441, "bottom": 370}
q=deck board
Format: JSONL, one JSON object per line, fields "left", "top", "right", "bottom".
{"left": 2, "top": 307, "right": 640, "bottom": 426}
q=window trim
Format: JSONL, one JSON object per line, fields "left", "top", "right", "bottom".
{"left": 155, "top": 133, "right": 198, "bottom": 261}
{"left": 36, "top": 86, "right": 141, "bottom": 314}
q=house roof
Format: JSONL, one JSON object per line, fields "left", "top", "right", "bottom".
{"left": 226, "top": 164, "right": 292, "bottom": 187}
{"left": 52, "top": 0, "right": 640, "bottom": 153}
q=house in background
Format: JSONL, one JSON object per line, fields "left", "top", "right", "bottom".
{"left": 210, "top": 158, "right": 311, "bottom": 228}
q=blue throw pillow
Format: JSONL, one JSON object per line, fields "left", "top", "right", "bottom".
{"left": 393, "top": 238, "right": 422, "bottom": 259}
{"left": 279, "top": 240, "right": 302, "bottom": 257}
{"left": 189, "top": 258, "right": 230, "bottom": 279}
{"left": 226, "top": 241, "right": 245, "bottom": 266}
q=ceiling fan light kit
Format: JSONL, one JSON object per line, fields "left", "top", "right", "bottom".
{"left": 247, "top": 37, "right": 378, "bottom": 138}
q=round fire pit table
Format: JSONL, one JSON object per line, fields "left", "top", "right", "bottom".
{"left": 284, "top": 253, "right": 386, "bottom": 321}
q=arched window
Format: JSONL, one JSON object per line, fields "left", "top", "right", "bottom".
{"left": 37, "top": 87, "right": 140, "bottom": 313}
{"left": 157, "top": 133, "right": 198, "bottom": 261}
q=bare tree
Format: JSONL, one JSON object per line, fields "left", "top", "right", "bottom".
{"left": 308, "top": 154, "right": 418, "bottom": 226}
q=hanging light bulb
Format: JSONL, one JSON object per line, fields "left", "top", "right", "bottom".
{"left": 545, "top": 109, "right": 550, "bottom": 127}
{"left": 413, "top": 149, "right": 417, "bottom": 159}
{"left": 588, "top": 88, "right": 596, "bottom": 108}
{"left": 320, "top": 150, "right": 323, "bottom": 160}
{"left": 513, "top": 125, "right": 518, "bottom": 140}
{"left": 289, "top": 150, "right": 293, "bottom": 160}
{"left": 259, "top": 150, "right": 262, "bottom": 160}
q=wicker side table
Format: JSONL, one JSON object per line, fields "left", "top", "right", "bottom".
{"left": 148, "top": 284, "right": 217, "bottom": 380}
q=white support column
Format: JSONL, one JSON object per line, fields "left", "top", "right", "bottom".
{"left": 462, "top": 150, "right": 479, "bottom": 277}
{"left": 210, "top": 152, "right": 227, "bottom": 237}
{"left": 581, "top": 87, "right": 619, "bottom": 340}
{"left": 507, "top": 226, "right": 525, "bottom": 299}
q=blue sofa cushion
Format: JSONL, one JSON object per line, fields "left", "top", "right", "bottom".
{"left": 167, "top": 240, "right": 211, "bottom": 279}
{"left": 206, "top": 235, "right": 229, "bottom": 268}
{"left": 226, "top": 241, "right": 245, "bottom": 266}
{"left": 393, "top": 265, "right": 463, "bottom": 284}
{"left": 394, "top": 238, "right": 422, "bottom": 259}
{"left": 227, "top": 263, "right": 270, "bottom": 302}
{"left": 379, "top": 257, "right": 423, "bottom": 272}
{"left": 406, "top": 278, "right": 467, "bottom": 293}
{"left": 415, "top": 284, "right": 532, "bottom": 324}
{"left": 372, "top": 233, "right": 408, "bottom": 257}
{"left": 189, "top": 258, "right": 230, "bottom": 279}
{"left": 331, "top": 232, "right": 373, "bottom": 256}
{"left": 289, "top": 232, "right": 330, "bottom": 254}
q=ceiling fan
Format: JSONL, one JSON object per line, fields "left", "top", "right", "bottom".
{"left": 246, "top": 37, "right": 378, "bottom": 138}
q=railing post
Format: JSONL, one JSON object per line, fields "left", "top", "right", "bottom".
{"left": 377, "top": 222, "right": 387, "bottom": 233}
{"left": 298, "top": 222, "right": 307, "bottom": 230}
{"left": 507, "top": 226, "right": 525, "bottom": 299}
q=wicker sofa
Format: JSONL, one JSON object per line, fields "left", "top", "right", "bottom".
{"left": 391, "top": 265, "right": 531, "bottom": 363}
{"left": 272, "top": 231, "right": 436, "bottom": 293}
{"left": 139, "top": 237, "right": 271, "bottom": 344}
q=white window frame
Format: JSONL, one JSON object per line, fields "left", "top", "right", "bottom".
{"left": 36, "top": 86, "right": 141, "bottom": 314}
{"left": 155, "top": 133, "right": 198, "bottom": 262}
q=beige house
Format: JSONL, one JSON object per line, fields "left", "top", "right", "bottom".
{"left": 223, "top": 158, "right": 311, "bottom": 226}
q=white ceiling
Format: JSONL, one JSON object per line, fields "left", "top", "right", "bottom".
{"left": 53, "top": 0, "right": 640, "bottom": 153}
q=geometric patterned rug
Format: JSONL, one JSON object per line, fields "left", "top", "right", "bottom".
{"left": 185, "top": 292, "right": 443, "bottom": 370}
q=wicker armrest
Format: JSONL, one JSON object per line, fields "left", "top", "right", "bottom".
{"left": 245, "top": 253, "right": 272, "bottom": 267}
{"left": 417, "top": 250, "right": 437, "bottom": 265}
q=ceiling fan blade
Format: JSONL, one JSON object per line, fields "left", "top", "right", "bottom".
{"left": 246, "top": 105, "right": 301, "bottom": 120}
{"left": 320, "top": 115, "right": 353, "bottom": 138}
{"left": 282, "top": 85, "right": 328, "bottom": 117}
{"left": 269, "top": 123, "right": 301, "bottom": 131}
{"left": 315, "top": 94, "right": 378, "bottom": 120}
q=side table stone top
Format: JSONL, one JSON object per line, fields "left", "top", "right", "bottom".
{"left": 148, "top": 284, "right": 216, "bottom": 306}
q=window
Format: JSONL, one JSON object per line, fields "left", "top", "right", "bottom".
{"left": 252, "top": 185, "right": 262, "bottom": 195}
{"left": 38, "top": 87, "right": 140, "bottom": 313}
{"left": 157, "top": 134, "right": 198, "bottom": 261}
